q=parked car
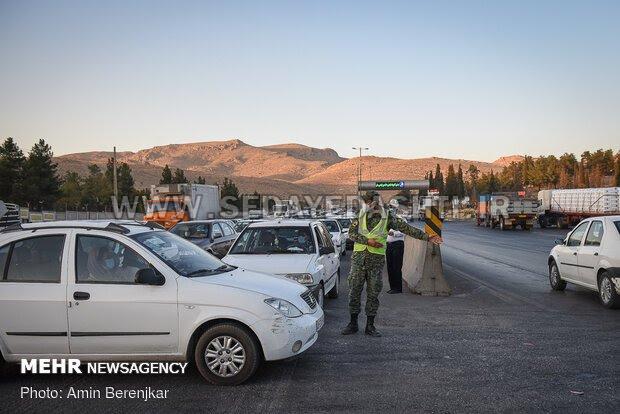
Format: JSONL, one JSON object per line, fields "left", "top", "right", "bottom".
{"left": 335, "top": 217, "right": 354, "bottom": 250}
{"left": 0, "top": 221, "right": 323, "bottom": 385}
{"left": 223, "top": 220, "right": 340, "bottom": 308}
{"left": 548, "top": 216, "right": 620, "bottom": 308}
{"left": 320, "top": 219, "right": 346, "bottom": 257}
{"left": 170, "top": 219, "right": 237, "bottom": 258}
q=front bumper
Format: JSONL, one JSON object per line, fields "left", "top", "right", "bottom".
{"left": 251, "top": 307, "right": 324, "bottom": 361}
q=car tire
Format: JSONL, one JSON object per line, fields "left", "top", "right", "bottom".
{"left": 328, "top": 270, "right": 340, "bottom": 299}
{"left": 549, "top": 260, "right": 567, "bottom": 291}
{"left": 194, "top": 323, "right": 261, "bottom": 386}
{"left": 598, "top": 271, "right": 619, "bottom": 309}
{"left": 499, "top": 217, "right": 505, "bottom": 230}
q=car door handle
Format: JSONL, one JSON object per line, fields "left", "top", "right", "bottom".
{"left": 573, "top": 252, "right": 577, "bottom": 256}
{"left": 594, "top": 252, "right": 599, "bottom": 256}
{"left": 73, "top": 291, "right": 90, "bottom": 301}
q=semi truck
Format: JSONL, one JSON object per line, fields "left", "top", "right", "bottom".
{"left": 476, "top": 192, "right": 538, "bottom": 230}
{"left": 144, "top": 183, "right": 221, "bottom": 229}
{"left": 537, "top": 187, "right": 620, "bottom": 229}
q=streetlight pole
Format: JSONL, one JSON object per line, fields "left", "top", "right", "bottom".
{"left": 352, "top": 147, "right": 369, "bottom": 194}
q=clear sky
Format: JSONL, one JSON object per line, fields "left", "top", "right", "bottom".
{"left": 1, "top": 0, "right": 618, "bottom": 161}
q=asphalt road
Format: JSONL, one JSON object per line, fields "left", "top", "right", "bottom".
{"left": 1, "top": 221, "right": 618, "bottom": 413}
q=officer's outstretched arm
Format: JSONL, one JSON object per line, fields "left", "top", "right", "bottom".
{"left": 348, "top": 219, "right": 369, "bottom": 245}
{"left": 390, "top": 213, "right": 428, "bottom": 241}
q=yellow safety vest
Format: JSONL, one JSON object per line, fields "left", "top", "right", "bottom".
{"left": 353, "top": 208, "right": 389, "bottom": 255}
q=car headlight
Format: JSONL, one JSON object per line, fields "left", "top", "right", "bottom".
{"left": 285, "top": 273, "right": 314, "bottom": 285}
{"left": 264, "top": 298, "right": 303, "bottom": 318}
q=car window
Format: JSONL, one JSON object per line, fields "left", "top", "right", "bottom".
{"left": 131, "top": 231, "right": 230, "bottom": 277}
{"left": 212, "top": 223, "right": 223, "bottom": 238}
{"left": 170, "top": 223, "right": 210, "bottom": 239}
{"left": 3, "top": 235, "right": 65, "bottom": 283}
{"left": 230, "top": 227, "right": 315, "bottom": 254}
{"left": 221, "top": 223, "right": 234, "bottom": 236}
{"left": 567, "top": 222, "right": 589, "bottom": 247}
{"left": 318, "top": 225, "right": 335, "bottom": 248}
{"left": 76, "top": 235, "right": 150, "bottom": 284}
{"left": 321, "top": 220, "right": 340, "bottom": 233}
{"left": 584, "top": 221, "right": 604, "bottom": 246}
{"left": 337, "top": 218, "right": 352, "bottom": 229}
{"left": 0, "top": 244, "right": 9, "bottom": 277}
{"left": 314, "top": 227, "right": 326, "bottom": 249}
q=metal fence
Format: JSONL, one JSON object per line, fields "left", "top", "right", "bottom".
{"left": 22, "top": 210, "right": 145, "bottom": 223}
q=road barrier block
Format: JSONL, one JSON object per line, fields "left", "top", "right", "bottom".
{"left": 402, "top": 206, "right": 451, "bottom": 296}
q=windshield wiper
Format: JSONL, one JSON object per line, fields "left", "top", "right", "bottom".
{"left": 186, "top": 265, "right": 234, "bottom": 277}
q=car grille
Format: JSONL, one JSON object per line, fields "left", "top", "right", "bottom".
{"left": 301, "top": 290, "right": 317, "bottom": 309}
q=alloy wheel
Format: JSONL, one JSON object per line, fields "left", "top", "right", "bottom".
{"left": 600, "top": 277, "right": 612, "bottom": 304}
{"left": 205, "top": 336, "right": 246, "bottom": 378}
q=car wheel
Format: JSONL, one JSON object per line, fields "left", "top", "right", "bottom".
{"left": 328, "top": 270, "right": 340, "bottom": 299}
{"left": 549, "top": 261, "right": 567, "bottom": 291}
{"left": 316, "top": 284, "right": 325, "bottom": 308}
{"left": 499, "top": 217, "right": 505, "bottom": 230}
{"left": 194, "top": 323, "right": 261, "bottom": 386}
{"left": 598, "top": 271, "right": 619, "bottom": 309}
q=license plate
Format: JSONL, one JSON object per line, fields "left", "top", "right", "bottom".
{"left": 316, "top": 315, "right": 324, "bottom": 332}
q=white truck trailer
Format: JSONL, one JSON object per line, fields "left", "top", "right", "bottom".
{"left": 538, "top": 187, "right": 620, "bottom": 229}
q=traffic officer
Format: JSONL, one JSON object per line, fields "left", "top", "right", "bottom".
{"left": 342, "top": 191, "right": 442, "bottom": 337}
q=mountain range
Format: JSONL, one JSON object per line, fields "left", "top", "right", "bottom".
{"left": 54, "top": 139, "right": 521, "bottom": 195}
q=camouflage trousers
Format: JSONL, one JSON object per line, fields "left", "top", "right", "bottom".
{"left": 347, "top": 250, "right": 385, "bottom": 317}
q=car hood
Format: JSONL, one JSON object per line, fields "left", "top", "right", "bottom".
{"left": 191, "top": 268, "right": 307, "bottom": 299}
{"left": 222, "top": 254, "right": 314, "bottom": 275}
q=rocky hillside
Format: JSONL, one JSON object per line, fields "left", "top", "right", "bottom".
{"left": 54, "top": 139, "right": 506, "bottom": 195}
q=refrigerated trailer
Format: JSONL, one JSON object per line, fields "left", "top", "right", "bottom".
{"left": 538, "top": 187, "right": 620, "bottom": 229}
{"left": 144, "top": 183, "right": 221, "bottom": 229}
{"left": 476, "top": 192, "right": 539, "bottom": 231}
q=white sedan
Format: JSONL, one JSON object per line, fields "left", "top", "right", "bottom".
{"left": 223, "top": 220, "right": 340, "bottom": 308}
{"left": 548, "top": 216, "right": 620, "bottom": 308}
{"left": 320, "top": 219, "right": 347, "bottom": 257}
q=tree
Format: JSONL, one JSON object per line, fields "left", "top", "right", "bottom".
{"left": 434, "top": 164, "right": 444, "bottom": 194}
{"left": 456, "top": 164, "right": 466, "bottom": 199}
{"left": 194, "top": 175, "right": 206, "bottom": 184}
{"left": 220, "top": 177, "right": 240, "bottom": 210}
{"left": 105, "top": 159, "right": 135, "bottom": 200}
{"left": 0, "top": 137, "right": 26, "bottom": 203}
{"left": 615, "top": 154, "right": 620, "bottom": 186}
{"left": 82, "top": 164, "right": 110, "bottom": 210}
{"left": 22, "top": 139, "right": 60, "bottom": 210}
{"left": 444, "top": 164, "right": 458, "bottom": 199}
{"left": 160, "top": 165, "right": 173, "bottom": 184}
{"left": 173, "top": 168, "right": 188, "bottom": 184}
{"left": 56, "top": 171, "right": 83, "bottom": 210}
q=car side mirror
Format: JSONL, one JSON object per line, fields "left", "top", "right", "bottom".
{"left": 135, "top": 268, "right": 165, "bottom": 286}
{"left": 554, "top": 238, "right": 565, "bottom": 245}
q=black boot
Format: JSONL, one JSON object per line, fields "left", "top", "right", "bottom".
{"left": 341, "top": 314, "right": 359, "bottom": 335}
{"left": 365, "top": 316, "right": 381, "bottom": 337}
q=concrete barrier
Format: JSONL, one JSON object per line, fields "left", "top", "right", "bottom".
{"left": 402, "top": 236, "right": 451, "bottom": 296}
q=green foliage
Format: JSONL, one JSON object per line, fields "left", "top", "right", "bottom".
{"left": 172, "top": 168, "right": 188, "bottom": 184}
{"left": 220, "top": 177, "right": 241, "bottom": 210}
{"left": 21, "top": 139, "right": 61, "bottom": 210}
{"left": 0, "top": 137, "right": 26, "bottom": 203}
{"left": 194, "top": 175, "right": 206, "bottom": 184}
{"left": 160, "top": 165, "right": 173, "bottom": 184}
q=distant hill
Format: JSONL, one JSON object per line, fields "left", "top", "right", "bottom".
{"left": 493, "top": 155, "right": 526, "bottom": 167}
{"left": 54, "top": 139, "right": 508, "bottom": 195}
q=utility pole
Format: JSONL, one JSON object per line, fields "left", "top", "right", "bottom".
{"left": 113, "top": 146, "right": 119, "bottom": 202}
{"left": 352, "top": 147, "right": 369, "bottom": 194}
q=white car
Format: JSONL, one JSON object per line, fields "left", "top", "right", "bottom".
{"left": 548, "top": 216, "right": 620, "bottom": 308}
{"left": 320, "top": 219, "right": 347, "bottom": 257}
{"left": 223, "top": 220, "right": 340, "bottom": 308}
{"left": 0, "top": 221, "right": 323, "bottom": 385}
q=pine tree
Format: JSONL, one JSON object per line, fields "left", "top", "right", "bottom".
{"left": 57, "top": 171, "right": 83, "bottom": 210}
{"left": 434, "top": 164, "right": 444, "bottom": 194}
{"left": 457, "top": 164, "right": 465, "bottom": 199}
{"left": 82, "top": 164, "right": 110, "bottom": 210}
{"left": 160, "top": 165, "right": 173, "bottom": 184}
{"left": 173, "top": 168, "right": 188, "bottom": 184}
{"left": 194, "top": 175, "right": 206, "bottom": 184}
{"left": 445, "top": 164, "right": 458, "bottom": 199}
{"left": 220, "top": 177, "right": 241, "bottom": 209}
{"left": 615, "top": 154, "right": 620, "bottom": 186}
{"left": 105, "top": 159, "right": 135, "bottom": 200}
{"left": 0, "top": 137, "right": 26, "bottom": 203}
{"left": 22, "top": 139, "right": 60, "bottom": 210}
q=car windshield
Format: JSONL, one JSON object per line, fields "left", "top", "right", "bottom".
{"left": 131, "top": 231, "right": 233, "bottom": 277}
{"left": 170, "top": 223, "right": 210, "bottom": 239}
{"left": 337, "top": 218, "right": 351, "bottom": 229}
{"left": 322, "top": 220, "right": 340, "bottom": 233}
{"left": 230, "top": 226, "right": 315, "bottom": 254}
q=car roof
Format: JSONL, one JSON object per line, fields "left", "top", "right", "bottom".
{"left": 246, "top": 219, "right": 319, "bottom": 228}
{"left": 1, "top": 220, "right": 163, "bottom": 236}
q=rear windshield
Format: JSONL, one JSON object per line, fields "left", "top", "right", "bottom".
{"left": 230, "top": 226, "right": 315, "bottom": 254}
{"left": 171, "top": 223, "right": 210, "bottom": 239}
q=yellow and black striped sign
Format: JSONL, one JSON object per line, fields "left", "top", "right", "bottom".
{"left": 424, "top": 206, "right": 442, "bottom": 237}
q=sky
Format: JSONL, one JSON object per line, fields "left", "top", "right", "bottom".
{"left": 0, "top": 0, "right": 619, "bottom": 162}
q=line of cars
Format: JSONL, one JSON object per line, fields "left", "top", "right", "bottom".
{"left": 0, "top": 215, "right": 355, "bottom": 386}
